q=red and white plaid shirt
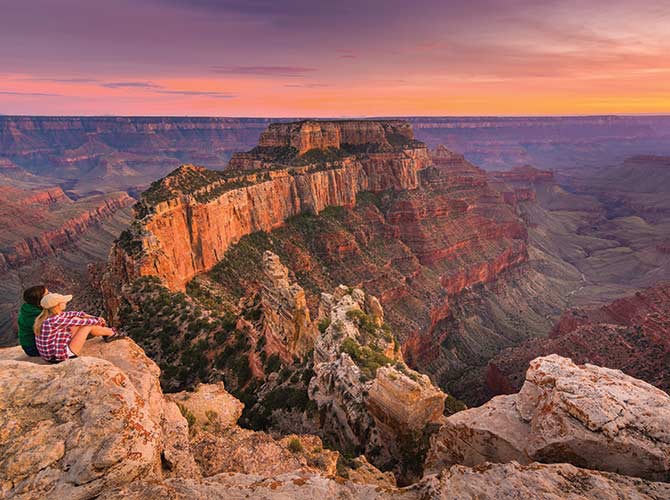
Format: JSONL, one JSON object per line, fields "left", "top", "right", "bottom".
{"left": 36, "top": 311, "right": 102, "bottom": 362}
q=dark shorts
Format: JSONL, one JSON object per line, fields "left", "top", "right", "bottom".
{"left": 21, "top": 345, "right": 40, "bottom": 357}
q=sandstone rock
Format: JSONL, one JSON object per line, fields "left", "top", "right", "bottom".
{"left": 159, "top": 400, "right": 200, "bottom": 479}
{"left": 0, "top": 357, "right": 160, "bottom": 499}
{"left": 310, "top": 287, "right": 446, "bottom": 482}
{"left": 259, "top": 250, "right": 317, "bottom": 359}
{"left": 366, "top": 366, "right": 445, "bottom": 432}
{"left": 99, "top": 462, "right": 670, "bottom": 500}
{"left": 166, "top": 382, "right": 244, "bottom": 431}
{"left": 425, "top": 395, "right": 530, "bottom": 470}
{"left": 236, "top": 120, "right": 417, "bottom": 157}
{"left": 190, "top": 427, "right": 338, "bottom": 478}
{"left": 422, "top": 462, "right": 670, "bottom": 500}
{"left": 346, "top": 455, "right": 397, "bottom": 488}
{"left": 427, "top": 355, "right": 670, "bottom": 481}
{"left": 3, "top": 337, "right": 670, "bottom": 500}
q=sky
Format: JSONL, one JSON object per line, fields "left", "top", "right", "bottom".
{"left": 1, "top": 0, "right": 669, "bottom": 116}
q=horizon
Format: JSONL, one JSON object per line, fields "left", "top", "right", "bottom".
{"left": 2, "top": 0, "right": 669, "bottom": 116}
{"left": 3, "top": 113, "right": 670, "bottom": 119}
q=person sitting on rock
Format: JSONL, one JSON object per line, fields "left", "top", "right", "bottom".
{"left": 17, "top": 285, "right": 48, "bottom": 357}
{"left": 34, "top": 292, "right": 127, "bottom": 363}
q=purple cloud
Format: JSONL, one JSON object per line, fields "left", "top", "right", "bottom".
{"left": 20, "top": 77, "right": 98, "bottom": 84}
{"left": 210, "top": 66, "right": 316, "bottom": 77}
{"left": 0, "top": 90, "right": 62, "bottom": 97}
{"left": 102, "top": 81, "right": 164, "bottom": 89}
{"left": 155, "top": 90, "right": 236, "bottom": 99}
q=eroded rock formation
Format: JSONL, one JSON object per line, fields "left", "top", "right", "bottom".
{"left": 104, "top": 121, "right": 430, "bottom": 295}
{"left": 427, "top": 354, "right": 670, "bottom": 482}
{"left": 309, "top": 285, "right": 446, "bottom": 481}
{"left": 0, "top": 188, "right": 134, "bottom": 271}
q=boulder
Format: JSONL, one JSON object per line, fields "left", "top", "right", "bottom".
{"left": 166, "top": 382, "right": 244, "bottom": 431}
{"left": 427, "top": 355, "right": 670, "bottom": 481}
{"left": 0, "top": 357, "right": 160, "bottom": 499}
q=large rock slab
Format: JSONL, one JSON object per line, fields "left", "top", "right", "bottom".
{"left": 0, "top": 357, "right": 160, "bottom": 499}
{"left": 427, "top": 354, "right": 670, "bottom": 481}
{"left": 99, "top": 462, "right": 670, "bottom": 500}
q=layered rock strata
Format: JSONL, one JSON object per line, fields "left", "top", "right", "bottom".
{"left": 487, "top": 284, "right": 670, "bottom": 395}
{"left": 105, "top": 121, "right": 430, "bottom": 295}
{"left": 0, "top": 189, "right": 134, "bottom": 271}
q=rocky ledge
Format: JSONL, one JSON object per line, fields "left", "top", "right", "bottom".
{"left": 1, "top": 341, "right": 669, "bottom": 499}
{"left": 427, "top": 354, "right": 670, "bottom": 482}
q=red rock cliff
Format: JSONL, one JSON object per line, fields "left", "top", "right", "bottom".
{"left": 486, "top": 283, "right": 670, "bottom": 396}
{"left": 104, "top": 121, "right": 431, "bottom": 300}
{"left": 255, "top": 120, "right": 415, "bottom": 155}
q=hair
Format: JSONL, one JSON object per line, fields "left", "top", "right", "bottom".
{"left": 23, "top": 285, "right": 47, "bottom": 307}
{"left": 34, "top": 307, "right": 59, "bottom": 336}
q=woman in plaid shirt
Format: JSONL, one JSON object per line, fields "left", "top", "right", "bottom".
{"left": 34, "top": 292, "right": 126, "bottom": 362}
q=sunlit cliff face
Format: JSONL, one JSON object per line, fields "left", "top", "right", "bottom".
{"left": 1, "top": 0, "right": 669, "bottom": 116}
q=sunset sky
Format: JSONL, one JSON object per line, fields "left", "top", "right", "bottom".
{"left": 1, "top": 0, "right": 669, "bottom": 116}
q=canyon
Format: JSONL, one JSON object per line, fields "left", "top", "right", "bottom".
{"left": 1, "top": 115, "right": 669, "bottom": 496}
{"left": 3, "top": 116, "right": 670, "bottom": 193}
{"left": 102, "top": 120, "right": 670, "bottom": 412}
{"left": 0, "top": 185, "right": 133, "bottom": 342}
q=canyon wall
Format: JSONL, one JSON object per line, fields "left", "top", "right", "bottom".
{"left": 106, "top": 122, "right": 431, "bottom": 294}
{"left": 486, "top": 283, "right": 670, "bottom": 396}
{"left": 104, "top": 124, "right": 533, "bottom": 407}
{"left": 0, "top": 191, "right": 133, "bottom": 271}
{"left": 254, "top": 120, "right": 415, "bottom": 154}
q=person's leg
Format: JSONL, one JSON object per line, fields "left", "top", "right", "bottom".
{"left": 22, "top": 345, "right": 40, "bottom": 357}
{"left": 68, "top": 325, "right": 114, "bottom": 355}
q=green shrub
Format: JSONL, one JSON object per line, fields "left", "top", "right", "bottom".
{"left": 341, "top": 337, "right": 393, "bottom": 379}
{"left": 177, "top": 403, "right": 196, "bottom": 432}
{"left": 317, "top": 317, "right": 331, "bottom": 334}
{"left": 265, "top": 353, "right": 282, "bottom": 373}
{"left": 287, "top": 438, "right": 304, "bottom": 454}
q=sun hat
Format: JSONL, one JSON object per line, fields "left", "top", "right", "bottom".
{"left": 40, "top": 293, "right": 73, "bottom": 309}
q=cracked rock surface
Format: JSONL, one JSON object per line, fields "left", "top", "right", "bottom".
{"left": 426, "top": 354, "right": 670, "bottom": 481}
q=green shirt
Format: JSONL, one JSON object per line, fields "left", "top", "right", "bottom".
{"left": 17, "top": 303, "right": 41, "bottom": 351}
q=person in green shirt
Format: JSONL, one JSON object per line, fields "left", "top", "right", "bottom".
{"left": 17, "top": 285, "right": 47, "bottom": 357}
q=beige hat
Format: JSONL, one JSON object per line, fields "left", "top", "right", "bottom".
{"left": 40, "top": 293, "right": 73, "bottom": 309}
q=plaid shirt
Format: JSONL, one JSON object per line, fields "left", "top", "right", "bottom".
{"left": 36, "top": 311, "right": 102, "bottom": 361}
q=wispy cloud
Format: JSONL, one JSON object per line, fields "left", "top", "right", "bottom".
{"left": 337, "top": 49, "right": 357, "bottom": 59}
{"left": 0, "top": 90, "right": 62, "bottom": 97}
{"left": 19, "top": 77, "right": 98, "bottom": 84}
{"left": 210, "top": 65, "right": 316, "bottom": 77}
{"left": 155, "top": 89, "right": 236, "bottom": 99}
{"left": 102, "top": 81, "right": 163, "bottom": 89}
{"left": 100, "top": 81, "right": 235, "bottom": 98}
{"left": 284, "top": 83, "right": 329, "bottom": 88}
